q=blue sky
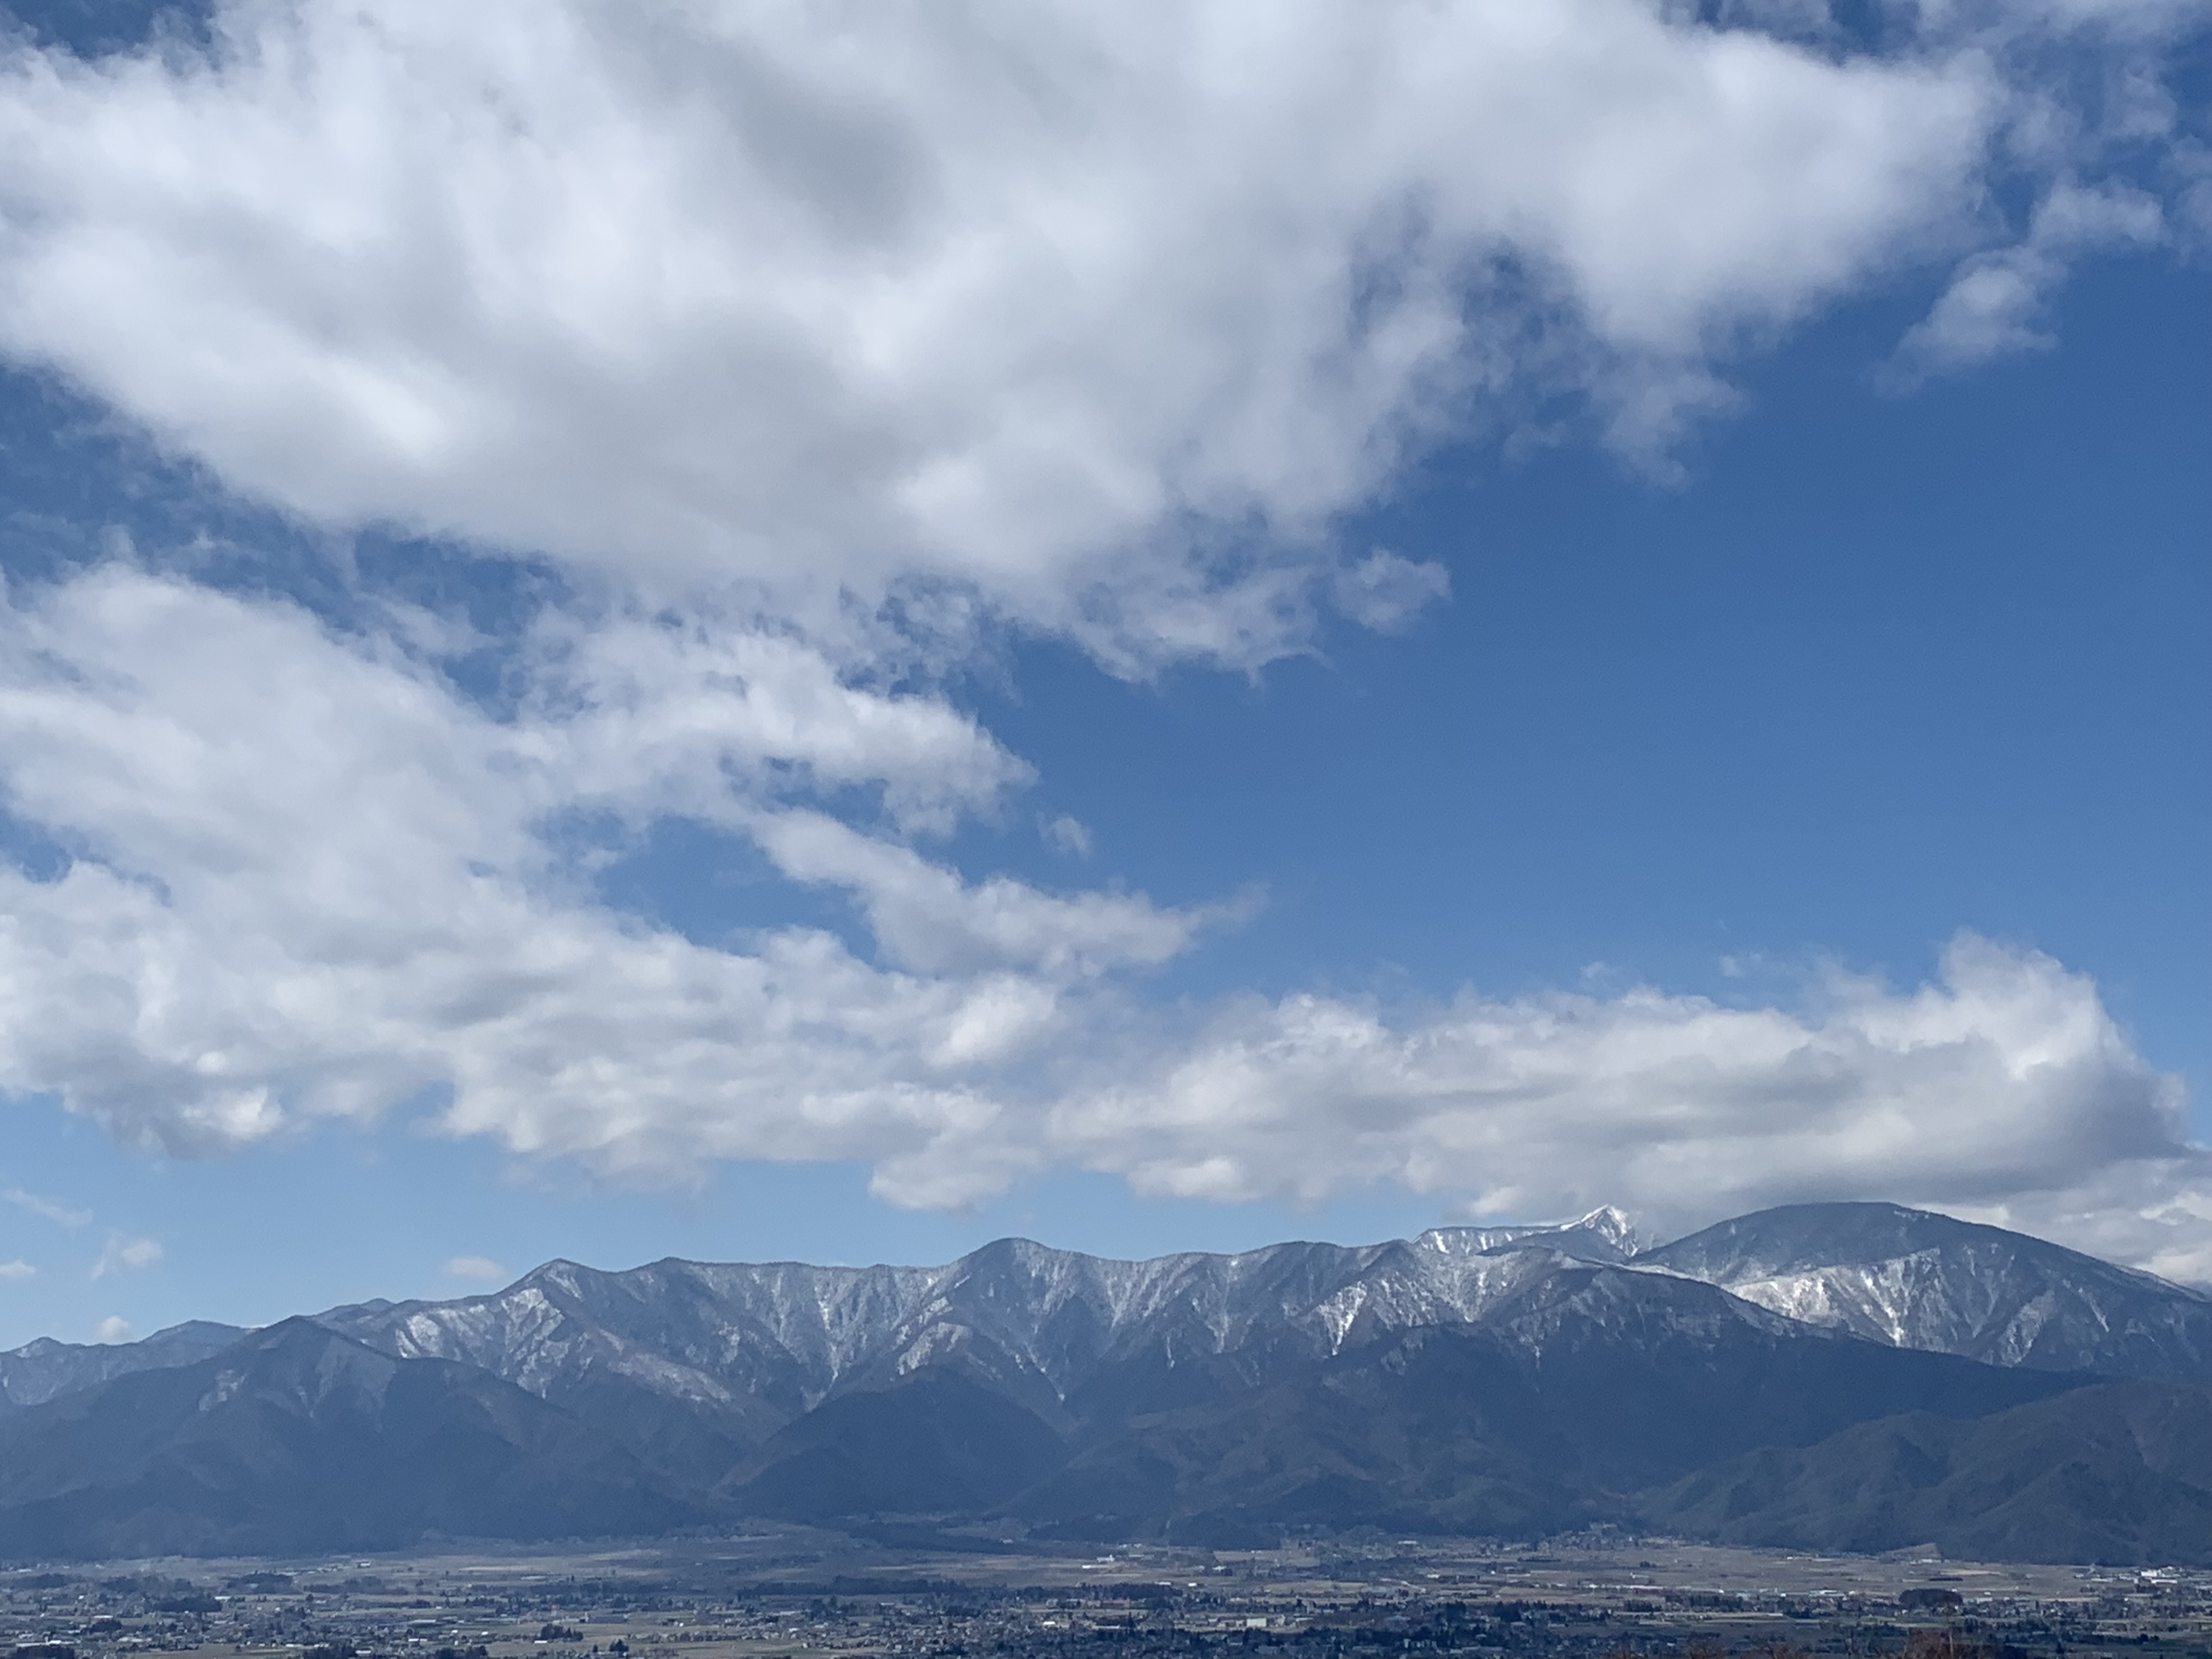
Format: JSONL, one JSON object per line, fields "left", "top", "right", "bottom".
{"left": 0, "top": 0, "right": 2204, "bottom": 1346}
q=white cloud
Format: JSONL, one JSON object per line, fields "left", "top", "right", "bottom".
{"left": 441, "top": 1255, "right": 509, "bottom": 1284}
{"left": 90, "top": 1233, "right": 163, "bottom": 1278}
{"left": 1041, "top": 816, "right": 1093, "bottom": 859}
{"left": 747, "top": 808, "right": 1209, "bottom": 978}
{"left": 3, "top": 1187, "right": 91, "bottom": 1228}
{"left": 0, "top": 0, "right": 2006, "bottom": 665}
{"left": 0, "top": 3, "right": 2198, "bottom": 1278}
{"left": 524, "top": 606, "right": 1029, "bottom": 835}
{"left": 1892, "top": 177, "right": 2165, "bottom": 378}
{"left": 0, "top": 566, "right": 1195, "bottom": 1183}
{"left": 91, "top": 1314, "right": 132, "bottom": 1343}
{"left": 0, "top": 1260, "right": 34, "bottom": 1281}
{"left": 0, "top": 564, "right": 2201, "bottom": 1263}
{"left": 1331, "top": 552, "right": 1453, "bottom": 635}
{"left": 1032, "top": 933, "right": 2207, "bottom": 1269}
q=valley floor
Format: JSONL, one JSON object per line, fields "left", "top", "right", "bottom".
{"left": 7, "top": 1536, "right": 2211, "bottom": 1659}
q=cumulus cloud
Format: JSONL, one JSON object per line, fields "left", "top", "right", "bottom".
{"left": 0, "top": 0, "right": 2009, "bottom": 664}
{"left": 1038, "top": 936, "right": 2199, "bottom": 1257}
{"left": 0, "top": 573, "right": 2194, "bottom": 1262}
{"left": 0, "top": 566, "right": 1195, "bottom": 1186}
{"left": 442, "top": 1255, "right": 509, "bottom": 1284}
{"left": 92, "top": 1314, "right": 131, "bottom": 1342}
{"left": 0, "top": 1260, "right": 33, "bottom": 1281}
{"left": 0, "top": 2, "right": 2199, "bottom": 1275}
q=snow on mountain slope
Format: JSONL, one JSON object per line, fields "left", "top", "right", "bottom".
{"left": 0, "top": 1320, "right": 250, "bottom": 1411}
{"left": 1419, "top": 1205, "right": 1638, "bottom": 1265}
{"left": 314, "top": 1212, "right": 1642, "bottom": 1436}
{"left": 1638, "top": 1202, "right": 2212, "bottom": 1379}
{"left": 311, "top": 1201, "right": 2212, "bottom": 1449}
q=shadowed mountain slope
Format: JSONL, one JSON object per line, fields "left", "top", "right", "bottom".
{"left": 1001, "top": 1260, "right": 2080, "bottom": 1544}
{"left": 3, "top": 1204, "right": 2209, "bottom": 1562}
{"left": 1641, "top": 1379, "right": 2212, "bottom": 1565}
{"left": 0, "top": 1318, "right": 693, "bottom": 1557}
{"left": 713, "top": 1256, "right": 2076, "bottom": 1537}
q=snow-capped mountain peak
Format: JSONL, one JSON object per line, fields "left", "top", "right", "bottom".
{"left": 1637, "top": 1201, "right": 2212, "bottom": 1378}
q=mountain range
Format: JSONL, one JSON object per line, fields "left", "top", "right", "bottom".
{"left": 5, "top": 1201, "right": 2211, "bottom": 1563}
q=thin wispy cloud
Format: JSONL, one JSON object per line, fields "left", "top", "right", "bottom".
{"left": 1041, "top": 817, "right": 1094, "bottom": 859}
{"left": 89, "top": 1234, "right": 162, "bottom": 1280}
{"left": 1887, "top": 179, "right": 2168, "bottom": 386}
{"left": 4, "top": 1188, "right": 91, "bottom": 1229}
